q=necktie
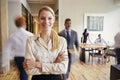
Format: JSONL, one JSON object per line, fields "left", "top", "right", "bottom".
{"left": 66, "top": 30, "right": 70, "bottom": 43}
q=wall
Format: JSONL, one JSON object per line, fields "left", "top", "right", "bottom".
{"left": 114, "top": 0, "right": 120, "bottom": 6}
{"left": 104, "top": 9, "right": 120, "bottom": 43}
{"left": 8, "top": 0, "right": 31, "bottom": 35}
{"left": 20, "top": 0, "right": 31, "bottom": 13}
{"left": 8, "top": 1, "right": 21, "bottom": 35}
{"left": 59, "top": 0, "right": 120, "bottom": 44}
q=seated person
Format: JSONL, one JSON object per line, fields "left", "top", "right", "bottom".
{"left": 94, "top": 34, "right": 107, "bottom": 45}
{"left": 94, "top": 34, "right": 115, "bottom": 63}
{"left": 94, "top": 34, "right": 107, "bottom": 55}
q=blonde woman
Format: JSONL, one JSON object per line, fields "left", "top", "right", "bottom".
{"left": 23, "top": 6, "right": 68, "bottom": 80}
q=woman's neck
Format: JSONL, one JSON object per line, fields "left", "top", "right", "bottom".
{"left": 40, "top": 30, "right": 51, "bottom": 44}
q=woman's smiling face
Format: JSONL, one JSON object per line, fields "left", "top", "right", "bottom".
{"left": 38, "top": 10, "right": 55, "bottom": 32}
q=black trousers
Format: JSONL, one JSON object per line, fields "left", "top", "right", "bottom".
{"left": 14, "top": 57, "right": 28, "bottom": 80}
{"left": 32, "top": 74, "right": 62, "bottom": 80}
{"left": 115, "top": 48, "right": 120, "bottom": 64}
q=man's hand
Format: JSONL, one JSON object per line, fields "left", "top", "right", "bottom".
{"left": 0, "top": 66, "right": 9, "bottom": 74}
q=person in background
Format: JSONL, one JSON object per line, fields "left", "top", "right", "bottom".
{"left": 59, "top": 18, "right": 79, "bottom": 80}
{"left": 114, "top": 32, "right": 120, "bottom": 64}
{"left": 81, "top": 28, "right": 91, "bottom": 43}
{"left": 94, "top": 34, "right": 108, "bottom": 62}
{"left": 23, "top": 6, "right": 68, "bottom": 80}
{"left": 2, "top": 16, "right": 33, "bottom": 80}
{"left": 94, "top": 34, "right": 107, "bottom": 45}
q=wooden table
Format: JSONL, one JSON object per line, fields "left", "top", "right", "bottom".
{"left": 80, "top": 43, "right": 107, "bottom": 48}
{"left": 79, "top": 43, "right": 107, "bottom": 62}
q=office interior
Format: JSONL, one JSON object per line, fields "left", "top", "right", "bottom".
{"left": 0, "top": 0, "right": 120, "bottom": 80}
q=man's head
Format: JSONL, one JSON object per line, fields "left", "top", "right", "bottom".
{"left": 98, "top": 34, "right": 101, "bottom": 39}
{"left": 64, "top": 18, "right": 71, "bottom": 30}
{"left": 15, "top": 16, "right": 26, "bottom": 28}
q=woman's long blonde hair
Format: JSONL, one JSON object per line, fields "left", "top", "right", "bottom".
{"left": 51, "top": 29, "right": 60, "bottom": 51}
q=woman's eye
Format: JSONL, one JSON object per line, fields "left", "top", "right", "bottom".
{"left": 40, "top": 17, "right": 45, "bottom": 20}
{"left": 40, "top": 17, "right": 53, "bottom": 21}
{"left": 48, "top": 17, "right": 52, "bottom": 20}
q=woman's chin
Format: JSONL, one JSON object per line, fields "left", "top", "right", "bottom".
{"left": 43, "top": 28, "right": 51, "bottom": 32}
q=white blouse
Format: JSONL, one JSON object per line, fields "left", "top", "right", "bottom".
{"left": 25, "top": 34, "right": 68, "bottom": 75}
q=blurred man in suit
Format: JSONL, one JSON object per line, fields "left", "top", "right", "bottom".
{"left": 59, "top": 18, "right": 79, "bottom": 80}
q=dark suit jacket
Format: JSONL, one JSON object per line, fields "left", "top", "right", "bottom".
{"left": 59, "top": 29, "right": 79, "bottom": 50}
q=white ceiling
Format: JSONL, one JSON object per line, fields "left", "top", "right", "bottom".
{"left": 27, "top": 0, "right": 56, "bottom": 4}
{"left": 27, "top": 0, "right": 58, "bottom": 16}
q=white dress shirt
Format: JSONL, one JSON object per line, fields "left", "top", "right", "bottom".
{"left": 94, "top": 38, "right": 107, "bottom": 45}
{"left": 114, "top": 32, "right": 120, "bottom": 48}
{"left": 25, "top": 34, "right": 68, "bottom": 75}
{"left": 2, "top": 27, "right": 33, "bottom": 67}
{"left": 65, "top": 29, "right": 71, "bottom": 37}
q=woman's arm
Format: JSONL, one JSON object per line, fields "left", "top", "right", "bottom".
{"left": 23, "top": 38, "right": 40, "bottom": 75}
{"left": 54, "top": 51, "right": 68, "bottom": 63}
{"left": 24, "top": 51, "right": 68, "bottom": 74}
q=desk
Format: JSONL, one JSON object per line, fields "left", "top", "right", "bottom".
{"left": 80, "top": 43, "right": 106, "bottom": 48}
{"left": 79, "top": 43, "right": 107, "bottom": 62}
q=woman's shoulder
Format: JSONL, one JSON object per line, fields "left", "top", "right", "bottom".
{"left": 27, "top": 34, "right": 39, "bottom": 42}
{"left": 58, "top": 36, "right": 66, "bottom": 42}
{"left": 58, "top": 36, "right": 67, "bottom": 46}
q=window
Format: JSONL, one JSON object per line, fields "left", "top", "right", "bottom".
{"left": 22, "top": 4, "right": 33, "bottom": 33}
{"left": 84, "top": 13, "right": 104, "bottom": 31}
